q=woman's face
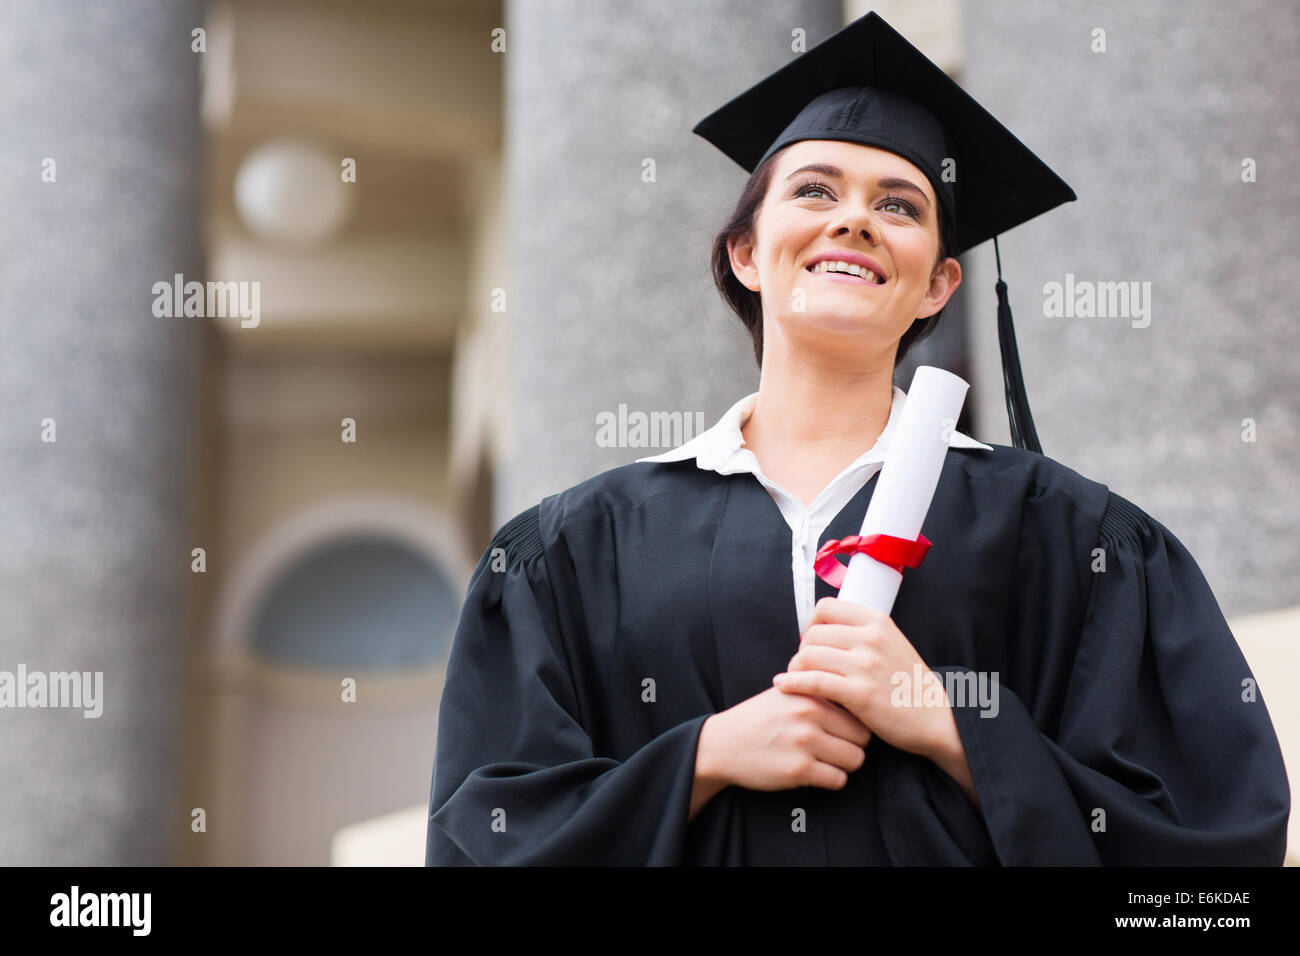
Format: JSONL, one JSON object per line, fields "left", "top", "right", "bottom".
{"left": 729, "top": 139, "right": 961, "bottom": 366}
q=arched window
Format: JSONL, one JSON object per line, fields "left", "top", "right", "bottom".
{"left": 248, "top": 534, "right": 460, "bottom": 671}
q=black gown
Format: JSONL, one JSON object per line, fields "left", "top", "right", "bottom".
{"left": 425, "top": 443, "right": 1290, "bottom": 865}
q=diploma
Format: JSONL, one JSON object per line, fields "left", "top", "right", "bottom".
{"left": 836, "top": 366, "right": 971, "bottom": 612}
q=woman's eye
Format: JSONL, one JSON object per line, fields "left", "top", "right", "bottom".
{"left": 796, "top": 184, "right": 831, "bottom": 200}
{"left": 880, "top": 196, "right": 919, "bottom": 217}
{"left": 794, "top": 184, "right": 918, "bottom": 217}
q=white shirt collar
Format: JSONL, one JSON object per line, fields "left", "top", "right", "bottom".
{"left": 635, "top": 386, "right": 993, "bottom": 473}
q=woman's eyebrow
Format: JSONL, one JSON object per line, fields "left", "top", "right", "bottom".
{"left": 784, "top": 162, "right": 845, "bottom": 181}
{"left": 876, "top": 177, "right": 932, "bottom": 208}
{"left": 784, "top": 164, "right": 932, "bottom": 208}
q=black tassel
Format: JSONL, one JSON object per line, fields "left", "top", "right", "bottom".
{"left": 993, "top": 237, "right": 1042, "bottom": 454}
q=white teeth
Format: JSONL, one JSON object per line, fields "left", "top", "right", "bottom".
{"left": 810, "top": 260, "right": 879, "bottom": 282}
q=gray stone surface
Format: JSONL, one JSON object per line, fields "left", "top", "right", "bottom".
{"left": 0, "top": 0, "right": 204, "bottom": 864}
{"left": 501, "top": 0, "right": 842, "bottom": 518}
{"left": 961, "top": 0, "right": 1299, "bottom": 617}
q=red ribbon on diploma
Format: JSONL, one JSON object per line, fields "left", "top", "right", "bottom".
{"left": 813, "top": 532, "right": 932, "bottom": 589}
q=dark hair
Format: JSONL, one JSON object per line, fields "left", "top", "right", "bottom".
{"left": 709, "top": 145, "right": 958, "bottom": 369}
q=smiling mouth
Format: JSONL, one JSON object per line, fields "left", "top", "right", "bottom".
{"left": 806, "top": 261, "right": 887, "bottom": 284}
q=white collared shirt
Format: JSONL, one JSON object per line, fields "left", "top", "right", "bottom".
{"left": 636, "top": 387, "right": 993, "bottom": 635}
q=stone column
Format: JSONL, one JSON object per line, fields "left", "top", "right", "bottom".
{"left": 501, "top": 0, "right": 842, "bottom": 519}
{"left": 961, "top": 0, "right": 1300, "bottom": 616}
{"left": 0, "top": 0, "right": 205, "bottom": 864}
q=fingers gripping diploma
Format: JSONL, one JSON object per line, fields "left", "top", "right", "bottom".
{"left": 773, "top": 597, "right": 978, "bottom": 805}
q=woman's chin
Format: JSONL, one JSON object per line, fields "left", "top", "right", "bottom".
{"left": 781, "top": 308, "right": 902, "bottom": 340}
{"left": 774, "top": 318, "right": 899, "bottom": 362}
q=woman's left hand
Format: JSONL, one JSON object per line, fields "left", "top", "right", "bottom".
{"left": 772, "top": 596, "right": 957, "bottom": 763}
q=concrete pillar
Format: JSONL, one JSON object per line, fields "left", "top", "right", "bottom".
{"left": 961, "top": 0, "right": 1300, "bottom": 616}
{"left": 501, "top": 0, "right": 842, "bottom": 519}
{"left": 0, "top": 0, "right": 205, "bottom": 864}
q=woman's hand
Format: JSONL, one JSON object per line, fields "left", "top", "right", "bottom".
{"left": 772, "top": 597, "right": 963, "bottom": 769}
{"left": 696, "top": 685, "right": 873, "bottom": 801}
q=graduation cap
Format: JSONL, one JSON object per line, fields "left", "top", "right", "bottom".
{"left": 692, "top": 10, "right": 1076, "bottom": 453}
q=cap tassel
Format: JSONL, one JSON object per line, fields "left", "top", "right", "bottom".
{"left": 993, "top": 237, "right": 1042, "bottom": 454}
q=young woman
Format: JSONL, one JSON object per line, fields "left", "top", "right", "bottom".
{"left": 426, "top": 12, "right": 1289, "bottom": 866}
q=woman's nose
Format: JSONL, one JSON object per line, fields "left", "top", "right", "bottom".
{"left": 830, "top": 208, "right": 876, "bottom": 244}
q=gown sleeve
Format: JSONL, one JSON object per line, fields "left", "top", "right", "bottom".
{"left": 929, "top": 489, "right": 1290, "bottom": 865}
{"left": 425, "top": 504, "right": 710, "bottom": 866}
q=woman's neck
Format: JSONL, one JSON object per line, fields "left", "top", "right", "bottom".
{"left": 739, "top": 339, "right": 896, "bottom": 501}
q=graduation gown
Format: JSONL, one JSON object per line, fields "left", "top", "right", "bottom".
{"left": 425, "top": 444, "right": 1290, "bottom": 865}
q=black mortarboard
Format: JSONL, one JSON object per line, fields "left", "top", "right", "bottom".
{"left": 692, "top": 10, "right": 1076, "bottom": 453}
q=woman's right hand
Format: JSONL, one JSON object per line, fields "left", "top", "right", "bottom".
{"left": 698, "top": 686, "right": 872, "bottom": 794}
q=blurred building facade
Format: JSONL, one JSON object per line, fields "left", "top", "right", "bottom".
{"left": 184, "top": 0, "right": 504, "bottom": 865}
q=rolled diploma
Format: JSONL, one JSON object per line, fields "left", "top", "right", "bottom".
{"left": 836, "top": 365, "right": 971, "bottom": 612}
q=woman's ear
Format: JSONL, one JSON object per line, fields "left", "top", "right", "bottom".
{"left": 727, "top": 233, "right": 761, "bottom": 293}
{"left": 917, "top": 256, "right": 962, "bottom": 319}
